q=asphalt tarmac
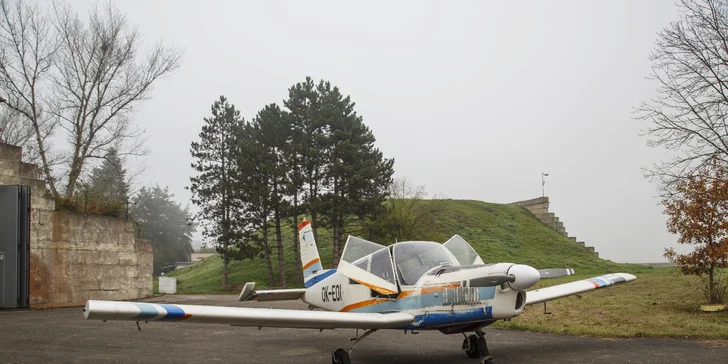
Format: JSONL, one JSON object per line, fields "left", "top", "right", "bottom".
{"left": 1, "top": 295, "right": 726, "bottom": 364}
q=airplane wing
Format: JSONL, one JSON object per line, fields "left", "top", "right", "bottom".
{"left": 237, "top": 282, "right": 306, "bottom": 302}
{"left": 84, "top": 300, "right": 415, "bottom": 330}
{"left": 525, "top": 273, "right": 636, "bottom": 305}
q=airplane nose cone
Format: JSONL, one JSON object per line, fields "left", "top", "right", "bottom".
{"left": 507, "top": 264, "right": 540, "bottom": 291}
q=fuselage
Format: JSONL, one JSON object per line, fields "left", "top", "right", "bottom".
{"left": 302, "top": 261, "right": 536, "bottom": 332}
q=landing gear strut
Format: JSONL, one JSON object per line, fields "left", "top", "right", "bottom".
{"left": 331, "top": 329, "right": 377, "bottom": 364}
{"left": 462, "top": 327, "right": 497, "bottom": 364}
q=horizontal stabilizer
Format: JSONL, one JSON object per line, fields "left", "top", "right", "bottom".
{"left": 538, "top": 268, "right": 575, "bottom": 279}
{"left": 526, "top": 273, "right": 636, "bottom": 305}
{"left": 238, "top": 282, "right": 306, "bottom": 302}
{"left": 83, "top": 300, "right": 414, "bottom": 330}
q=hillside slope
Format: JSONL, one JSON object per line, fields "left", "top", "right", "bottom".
{"left": 165, "top": 199, "right": 649, "bottom": 293}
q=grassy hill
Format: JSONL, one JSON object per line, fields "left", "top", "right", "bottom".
{"left": 164, "top": 199, "right": 650, "bottom": 293}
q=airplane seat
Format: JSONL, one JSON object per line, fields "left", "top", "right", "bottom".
{"left": 404, "top": 265, "right": 431, "bottom": 286}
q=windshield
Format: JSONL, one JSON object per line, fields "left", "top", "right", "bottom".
{"left": 393, "top": 241, "right": 460, "bottom": 286}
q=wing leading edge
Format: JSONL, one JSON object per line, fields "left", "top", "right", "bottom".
{"left": 525, "top": 273, "right": 636, "bottom": 305}
{"left": 83, "top": 300, "right": 414, "bottom": 330}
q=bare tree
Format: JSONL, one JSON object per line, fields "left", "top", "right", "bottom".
{"left": 0, "top": 0, "right": 60, "bottom": 182}
{"left": 636, "top": 0, "right": 728, "bottom": 195}
{"left": 0, "top": 106, "right": 35, "bottom": 158}
{"left": 0, "top": 0, "right": 182, "bottom": 198}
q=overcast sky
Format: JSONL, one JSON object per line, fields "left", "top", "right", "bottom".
{"left": 66, "top": 0, "right": 688, "bottom": 263}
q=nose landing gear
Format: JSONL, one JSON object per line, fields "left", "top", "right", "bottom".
{"left": 462, "top": 327, "right": 497, "bottom": 364}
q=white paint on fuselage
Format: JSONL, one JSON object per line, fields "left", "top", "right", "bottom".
{"left": 302, "top": 261, "right": 528, "bottom": 330}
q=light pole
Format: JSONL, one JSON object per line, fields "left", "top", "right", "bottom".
{"left": 542, "top": 172, "right": 549, "bottom": 197}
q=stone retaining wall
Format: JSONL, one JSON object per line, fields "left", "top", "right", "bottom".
{"left": 0, "top": 142, "right": 152, "bottom": 307}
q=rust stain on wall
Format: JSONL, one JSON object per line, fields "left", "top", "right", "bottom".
{"left": 29, "top": 253, "right": 50, "bottom": 305}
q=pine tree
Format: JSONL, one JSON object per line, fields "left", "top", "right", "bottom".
{"left": 250, "top": 103, "right": 290, "bottom": 288}
{"left": 284, "top": 78, "right": 327, "bottom": 245}
{"left": 87, "top": 148, "right": 130, "bottom": 216}
{"left": 234, "top": 122, "right": 276, "bottom": 286}
{"left": 132, "top": 185, "right": 195, "bottom": 269}
{"left": 317, "top": 82, "right": 394, "bottom": 263}
{"left": 189, "top": 96, "right": 247, "bottom": 290}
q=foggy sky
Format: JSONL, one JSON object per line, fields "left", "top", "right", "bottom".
{"left": 67, "top": 0, "right": 687, "bottom": 263}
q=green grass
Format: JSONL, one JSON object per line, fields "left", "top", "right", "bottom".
{"left": 164, "top": 199, "right": 648, "bottom": 293}
{"left": 493, "top": 267, "right": 728, "bottom": 339}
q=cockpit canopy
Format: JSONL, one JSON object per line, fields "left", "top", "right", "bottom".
{"left": 338, "top": 235, "right": 483, "bottom": 288}
{"left": 393, "top": 241, "right": 460, "bottom": 285}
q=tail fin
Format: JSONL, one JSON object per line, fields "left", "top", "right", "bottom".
{"left": 298, "top": 218, "right": 333, "bottom": 287}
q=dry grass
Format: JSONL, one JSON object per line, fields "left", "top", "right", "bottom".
{"left": 493, "top": 268, "right": 728, "bottom": 339}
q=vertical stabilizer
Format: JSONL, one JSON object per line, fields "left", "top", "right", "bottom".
{"left": 299, "top": 218, "right": 333, "bottom": 287}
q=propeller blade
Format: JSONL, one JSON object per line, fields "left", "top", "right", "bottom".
{"left": 468, "top": 275, "right": 516, "bottom": 287}
{"left": 538, "top": 268, "right": 575, "bottom": 279}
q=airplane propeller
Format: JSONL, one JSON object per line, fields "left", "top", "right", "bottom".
{"left": 537, "top": 268, "right": 575, "bottom": 279}
{"left": 468, "top": 275, "right": 515, "bottom": 287}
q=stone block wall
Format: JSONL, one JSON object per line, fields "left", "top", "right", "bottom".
{"left": 0, "top": 142, "right": 153, "bottom": 307}
{"left": 510, "top": 196, "right": 599, "bottom": 257}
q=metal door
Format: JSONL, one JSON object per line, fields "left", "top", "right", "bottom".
{"left": 0, "top": 185, "right": 30, "bottom": 308}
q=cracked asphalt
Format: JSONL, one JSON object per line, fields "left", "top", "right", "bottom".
{"left": 1, "top": 295, "right": 726, "bottom": 364}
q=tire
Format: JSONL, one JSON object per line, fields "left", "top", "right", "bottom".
{"left": 477, "top": 336, "right": 490, "bottom": 357}
{"left": 332, "top": 348, "right": 352, "bottom": 364}
{"left": 464, "top": 335, "right": 481, "bottom": 359}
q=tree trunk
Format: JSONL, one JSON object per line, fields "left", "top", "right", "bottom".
{"left": 222, "top": 243, "right": 229, "bottom": 290}
{"left": 292, "top": 193, "right": 302, "bottom": 286}
{"left": 65, "top": 159, "right": 83, "bottom": 198}
{"left": 709, "top": 265, "right": 716, "bottom": 304}
{"left": 273, "top": 181, "right": 286, "bottom": 288}
{"left": 221, "top": 215, "right": 229, "bottom": 289}
{"left": 263, "top": 224, "right": 274, "bottom": 287}
{"left": 332, "top": 220, "right": 340, "bottom": 266}
{"left": 220, "top": 131, "right": 229, "bottom": 290}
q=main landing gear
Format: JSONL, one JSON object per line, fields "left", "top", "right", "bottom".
{"left": 462, "top": 327, "right": 497, "bottom": 364}
{"left": 331, "top": 329, "right": 377, "bottom": 364}
{"left": 331, "top": 327, "right": 498, "bottom": 363}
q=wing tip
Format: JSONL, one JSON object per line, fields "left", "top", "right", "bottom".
{"left": 616, "top": 273, "right": 637, "bottom": 282}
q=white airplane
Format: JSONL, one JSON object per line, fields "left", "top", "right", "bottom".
{"left": 84, "top": 219, "right": 636, "bottom": 364}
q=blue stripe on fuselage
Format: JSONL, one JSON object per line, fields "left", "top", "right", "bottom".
{"left": 400, "top": 306, "right": 493, "bottom": 329}
{"left": 304, "top": 269, "right": 336, "bottom": 287}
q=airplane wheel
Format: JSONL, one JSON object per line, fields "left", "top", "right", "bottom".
{"left": 332, "top": 348, "right": 351, "bottom": 364}
{"left": 477, "top": 336, "right": 489, "bottom": 357}
{"left": 463, "top": 335, "right": 481, "bottom": 358}
{"left": 481, "top": 356, "right": 497, "bottom": 364}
